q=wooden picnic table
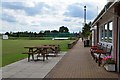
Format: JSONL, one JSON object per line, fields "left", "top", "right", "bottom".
{"left": 23, "top": 45, "right": 59, "bottom": 62}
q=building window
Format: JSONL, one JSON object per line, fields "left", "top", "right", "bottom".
{"left": 100, "top": 26, "right": 104, "bottom": 41}
{"left": 100, "top": 21, "right": 113, "bottom": 43}
{"left": 108, "top": 21, "right": 113, "bottom": 43}
{"left": 105, "top": 24, "right": 108, "bottom": 42}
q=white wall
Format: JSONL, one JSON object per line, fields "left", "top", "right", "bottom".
{"left": 92, "top": 30, "right": 94, "bottom": 46}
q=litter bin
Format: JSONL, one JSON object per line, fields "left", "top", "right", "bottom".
{"left": 84, "top": 40, "right": 89, "bottom": 47}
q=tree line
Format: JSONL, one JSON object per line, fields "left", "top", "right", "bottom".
{"left": 4, "top": 26, "right": 80, "bottom": 37}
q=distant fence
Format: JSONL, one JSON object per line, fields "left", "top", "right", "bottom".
{"left": 45, "top": 33, "right": 76, "bottom": 37}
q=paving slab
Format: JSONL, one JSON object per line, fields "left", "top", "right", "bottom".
{"left": 0, "top": 68, "right": 2, "bottom": 80}
{"left": 1, "top": 52, "right": 66, "bottom": 78}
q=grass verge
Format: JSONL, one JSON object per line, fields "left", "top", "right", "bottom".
{"left": 2, "top": 40, "right": 73, "bottom": 67}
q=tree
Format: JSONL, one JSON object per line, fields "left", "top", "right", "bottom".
{"left": 34, "top": 32, "right": 37, "bottom": 37}
{"left": 44, "top": 30, "right": 50, "bottom": 34}
{"left": 44, "top": 30, "right": 51, "bottom": 37}
{"left": 51, "top": 30, "right": 59, "bottom": 33}
{"left": 5, "top": 32, "right": 10, "bottom": 36}
{"left": 59, "top": 26, "right": 69, "bottom": 33}
{"left": 38, "top": 31, "right": 44, "bottom": 37}
{"left": 81, "top": 22, "right": 91, "bottom": 38}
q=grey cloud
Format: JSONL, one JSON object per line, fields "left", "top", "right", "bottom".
{"left": 2, "top": 2, "right": 55, "bottom": 16}
{"left": 64, "top": 3, "right": 97, "bottom": 20}
{"left": 2, "top": 13, "right": 17, "bottom": 22}
{"left": 64, "top": 18, "right": 72, "bottom": 22}
{"left": 64, "top": 4, "right": 83, "bottom": 18}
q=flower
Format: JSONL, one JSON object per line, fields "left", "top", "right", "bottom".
{"left": 102, "top": 56, "right": 115, "bottom": 64}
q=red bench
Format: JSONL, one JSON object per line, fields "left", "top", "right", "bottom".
{"left": 90, "top": 43, "right": 112, "bottom": 66}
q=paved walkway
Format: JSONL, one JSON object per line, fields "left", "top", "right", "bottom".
{"left": 45, "top": 39, "right": 119, "bottom": 78}
{"left": 1, "top": 39, "right": 119, "bottom": 79}
{"left": 1, "top": 52, "right": 66, "bottom": 78}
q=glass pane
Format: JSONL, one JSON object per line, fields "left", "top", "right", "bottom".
{"left": 101, "top": 26, "right": 104, "bottom": 41}
{"left": 108, "top": 21, "right": 113, "bottom": 43}
{"left": 105, "top": 24, "right": 107, "bottom": 42}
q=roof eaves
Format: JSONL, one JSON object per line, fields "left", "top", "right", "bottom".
{"left": 91, "top": 2, "right": 114, "bottom": 27}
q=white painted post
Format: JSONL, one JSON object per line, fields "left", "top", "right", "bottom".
{"left": 92, "top": 30, "right": 94, "bottom": 46}
{"left": 117, "top": 17, "right": 120, "bottom": 72}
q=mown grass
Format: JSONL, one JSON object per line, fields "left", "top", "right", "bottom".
{"left": 2, "top": 40, "right": 73, "bottom": 67}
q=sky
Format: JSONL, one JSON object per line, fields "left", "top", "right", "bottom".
{"left": 1, "top": 0, "right": 108, "bottom": 33}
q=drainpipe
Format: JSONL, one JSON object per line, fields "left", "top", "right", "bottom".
{"left": 117, "top": 5, "right": 120, "bottom": 73}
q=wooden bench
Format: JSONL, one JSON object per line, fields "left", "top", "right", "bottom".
{"left": 90, "top": 43, "right": 103, "bottom": 59}
{"left": 90, "top": 43, "right": 112, "bottom": 66}
{"left": 94, "top": 45, "right": 112, "bottom": 66}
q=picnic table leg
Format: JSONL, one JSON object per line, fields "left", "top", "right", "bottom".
{"left": 32, "top": 54, "right": 34, "bottom": 61}
{"left": 55, "top": 53, "right": 57, "bottom": 57}
{"left": 28, "top": 54, "right": 30, "bottom": 62}
{"left": 42, "top": 54, "right": 45, "bottom": 61}
{"left": 43, "top": 54, "right": 45, "bottom": 61}
{"left": 46, "top": 54, "right": 48, "bottom": 60}
{"left": 42, "top": 48, "right": 48, "bottom": 61}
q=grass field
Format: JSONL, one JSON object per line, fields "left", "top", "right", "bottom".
{"left": 2, "top": 40, "right": 73, "bottom": 67}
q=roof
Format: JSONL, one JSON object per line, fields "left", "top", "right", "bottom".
{"left": 91, "top": 2, "right": 113, "bottom": 27}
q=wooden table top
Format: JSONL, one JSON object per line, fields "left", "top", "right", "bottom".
{"left": 24, "top": 45, "right": 58, "bottom": 49}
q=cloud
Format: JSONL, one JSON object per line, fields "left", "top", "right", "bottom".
{"left": 1, "top": 0, "right": 107, "bottom": 33}
{"left": 64, "top": 2, "right": 98, "bottom": 20}
{"left": 64, "top": 4, "right": 83, "bottom": 18}
{"left": 24, "top": 2, "right": 54, "bottom": 16}
{"left": 2, "top": 2, "right": 54, "bottom": 16}
{"left": 63, "top": 18, "right": 72, "bottom": 22}
{"left": 2, "top": 2, "right": 25, "bottom": 10}
{"left": 2, "top": 13, "right": 17, "bottom": 22}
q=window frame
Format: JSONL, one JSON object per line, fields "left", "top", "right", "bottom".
{"left": 108, "top": 21, "right": 113, "bottom": 43}
{"left": 99, "top": 21, "right": 113, "bottom": 43}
